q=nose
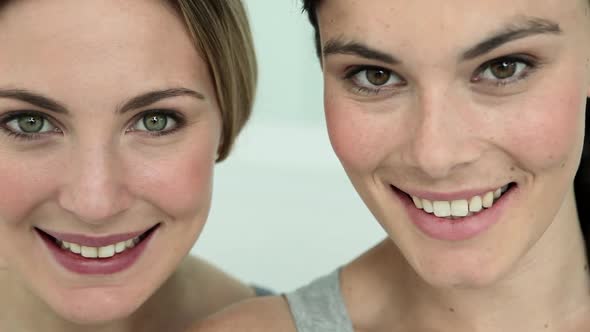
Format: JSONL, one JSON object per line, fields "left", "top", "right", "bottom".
{"left": 58, "top": 142, "right": 133, "bottom": 224}
{"left": 404, "top": 92, "right": 482, "bottom": 180}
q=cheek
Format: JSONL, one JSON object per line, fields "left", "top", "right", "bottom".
{"left": 325, "top": 94, "right": 396, "bottom": 174}
{"left": 0, "top": 152, "right": 61, "bottom": 225}
{"left": 126, "top": 142, "right": 216, "bottom": 219}
{"left": 502, "top": 85, "right": 585, "bottom": 172}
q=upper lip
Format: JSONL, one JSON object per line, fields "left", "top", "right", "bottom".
{"left": 36, "top": 226, "right": 156, "bottom": 247}
{"left": 393, "top": 183, "right": 512, "bottom": 201}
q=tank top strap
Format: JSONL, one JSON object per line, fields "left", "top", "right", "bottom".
{"left": 284, "top": 269, "right": 354, "bottom": 332}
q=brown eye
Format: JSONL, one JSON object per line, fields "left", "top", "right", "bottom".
{"left": 475, "top": 57, "right": 532, "bottom": 86}
{"left": 348, "top": 66, "right": 402, "bottom": 95}
{"left": 489, "top": 60, "right": 517, "bottom": 79}
{"left": 365, "top": 68, "right": 391, "bottom": 86}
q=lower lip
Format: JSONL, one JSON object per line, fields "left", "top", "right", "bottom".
{"left": 38, "top": 228, "right": 157, "bottom": 275}
{"left": 393, "top": 186, "right": 516, "bottom": 242}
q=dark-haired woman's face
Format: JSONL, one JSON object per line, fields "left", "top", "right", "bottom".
{"left": 0, "top": 0, "right": 221, "bottom": 324}
{"left": 317, "top": 0, "right": 590, "bottom": 287}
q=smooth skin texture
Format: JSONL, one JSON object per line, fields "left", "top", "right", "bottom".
{"left": 192, "top": 0, "right": 590, "bottom": 331}
{"left": 0, "top": 1, "right": 253, "bottom": 331}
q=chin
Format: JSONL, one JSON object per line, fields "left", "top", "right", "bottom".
{"left": 406, "top": 243, "right": 516, "bottom": 290}
{"left": 56, "top": 302, "right": 140, "bottom": 325}
{"left": 40, "top": 283, "right": 154, "bottom": 325}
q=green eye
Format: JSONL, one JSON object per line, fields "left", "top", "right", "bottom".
{"left": 4, "top": 113, "right": 56, "bottom": 136}
{"left": 132, "top": 111, "right": 179, "bottom": 134}
{"left": 142, "top": 113, "right": 168, "bottom": 131}
{"left": 17, "top": 115, "right": 45, "bottom": 133}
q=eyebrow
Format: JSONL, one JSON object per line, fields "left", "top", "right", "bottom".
{"left": 0, "top": 88, "right": 205, "bottom": 115}
{"left": 118, "top": 88, "right": 205, "bottom": 114}
{"left": 321, "top": 17, "right": 562, "bottom": 64}
{"left": 461, "top": 17, "right": 562, "bottom": 60}
{"left": 0, "top": 89, "right": 69, "bottom": 114}
{"left": 323, "top": 38, "right": 400, "bottom": 65}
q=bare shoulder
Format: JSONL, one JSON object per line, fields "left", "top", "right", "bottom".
{"left": 188, "top": 295, "right": 297, "bottom": 332}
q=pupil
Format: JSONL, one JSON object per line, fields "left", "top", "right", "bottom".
{"left": 144, "top": 114, "right": 167, "bottom": 131}
{"left": 366, "top": 69, "right": 390, "bottom": 86}
{"left": 18, "top": 115, "right": 44, "bottom": 133}
{"left": 491, "top": 61, "right": 516, "bottom": 79}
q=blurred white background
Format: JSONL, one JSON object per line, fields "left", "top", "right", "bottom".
{"left": 190, "top": 0, "right": 385, "bottom": 292}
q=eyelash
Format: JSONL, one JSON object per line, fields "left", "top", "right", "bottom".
{"left": 343, "top": 54, "right": 539, "bottom": 96}
{"left": 473, "top": 55, "right": 538, "bottom": 86}
{"left": 126, "top": 109, "right": 186, "bottom": 137}
{"left": 344, "top": 66, "right": 404, "bottom": 96}
{"left": 0, "top": 111, "right": 59, "bottom": 141}
{"left": 0, "top": 109, "right": 185, "bottom": 142}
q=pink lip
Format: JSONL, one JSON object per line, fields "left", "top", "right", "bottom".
{"left": 36, "top": 226, "right": 159, "bottom": 275}
{"left": 396, "top": 186, "right": 507, "bottom": 202}
{"left": 39, "top": 229, "right": 147, "bottom": 247}
{"left": 392, "top": 186, "right": 516, "bottom": 241}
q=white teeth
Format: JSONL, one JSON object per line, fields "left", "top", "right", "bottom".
{"left": 450, "top": 200, "right": 469, "bottom": 217}
{"left": 409, "top": 185, "right": 510, "bottom": 219}
{"left": 70, "top": 243, "right": 81, "bottom": 254}
{"left": 81, "top": 246, "right": 98, "bottom": 258}
{"left": 482, "top": 191, "right": 494, "bottom": 208}
{"left": 98, "top": 245, "right": 115, "bottom": 258}
{"left": 412, "top": 196, "right": 423, "bottom": 209}
{"left": 494, "top": 188, "right": 502, "bottom": 199}
{"left": 56, "top": 236, "right": 141, "bottom": 259}
{"left": 433, "top": 201, "right": 451, "bottom": 217}
{"left": 115, "top": 241, "right": 126, "bottom": 253}
{"left": 421, "top": 199, "right": 433, "bottom": 213}
{"left": 469, "top": 195, "right": 483, "bottom": 213}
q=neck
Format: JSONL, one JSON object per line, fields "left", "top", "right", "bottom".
{"left": 352, "top": 189, "right": 590, "bottom": 332}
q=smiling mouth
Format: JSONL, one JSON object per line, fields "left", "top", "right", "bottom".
{"left": 35, "top": 224, "right": 159, "bottom": 259}
{"left": 395, "top": 183, "right": 517, "bottom": 219}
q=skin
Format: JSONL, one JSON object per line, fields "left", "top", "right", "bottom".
{"left": 191, "top": 0, "right": 590, "bottom": 331}
{"left": 0, "top": 1, "right": 253, "bottom": 331}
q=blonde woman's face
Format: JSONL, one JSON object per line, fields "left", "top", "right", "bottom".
{"left": 318, "top": 0, "right": 590, "bottom": 287}
{"left": 0, "top": 0, "right": 221, "bottom": 324}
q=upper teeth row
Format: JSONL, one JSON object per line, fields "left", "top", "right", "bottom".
{"left": 57, "top": 236, "right": 140, "bottom": 259}
{"left": 411, "top": 185, "right": 508, "bottom": 218}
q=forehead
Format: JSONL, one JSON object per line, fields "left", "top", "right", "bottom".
{"left": 0, "top": 0, "right": 206, "bottom": 101}
{"left": 316, "top": 0, "right": 586, "bottom": 52}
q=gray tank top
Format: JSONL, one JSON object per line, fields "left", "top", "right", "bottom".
{"left": 285, "top": 270, "right": 354, "bottom": 332}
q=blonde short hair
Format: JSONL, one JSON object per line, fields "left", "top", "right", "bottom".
{"left": 171, "top": 0, "right": 257, "bottom": 161}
